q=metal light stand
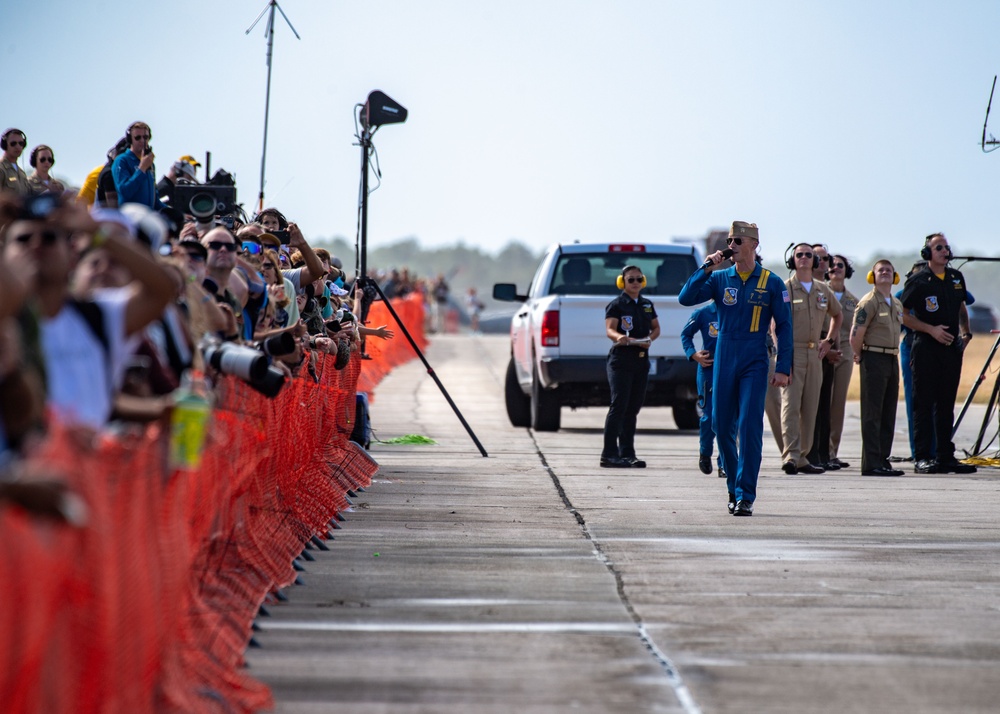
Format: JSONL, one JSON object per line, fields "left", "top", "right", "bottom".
{"left": 355, "top": 113, "right": 488, "bottom": 458}
{"left": 954, "top": 330, "right": 1000, "bottom": 455}
{"left": 246, "top": 0, "right": 301, "bottom": 215}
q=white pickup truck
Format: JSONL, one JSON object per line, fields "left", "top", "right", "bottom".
{"left": 493, "top": 241, "right": 703, "bottom": 431}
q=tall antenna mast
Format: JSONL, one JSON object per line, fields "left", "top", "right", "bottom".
{"left": 982, "top": 75, "right": 999, "bottom": 153}
{"left": 246, "top": 1, "right": 301, "bottom": 214}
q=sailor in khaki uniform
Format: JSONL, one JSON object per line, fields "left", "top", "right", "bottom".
{"left": 850, "top": 260, "right": 905, "bottom": 476}
{"left": 0, "top": 128, "right": 30, "bottom": 195}
{"left": 826, "top": 255, "right": 858, "bottom": 468}
{"left": 780, "top": 244, "right": 842, "bottom": 474}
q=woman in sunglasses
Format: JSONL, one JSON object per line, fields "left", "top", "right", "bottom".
{"left": 27, "top": 145, "right": 65, "bottom": 196}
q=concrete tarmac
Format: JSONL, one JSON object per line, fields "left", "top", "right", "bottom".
{"left": 248, "top": 334, "right": 1000, "bottom": 714}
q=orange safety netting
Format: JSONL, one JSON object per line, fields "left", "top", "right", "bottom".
{"left": 356, "top": 292, "right": 428, "bottom": 398}
{"left": 0, "top": 302, "right": 424, "bottom": 714}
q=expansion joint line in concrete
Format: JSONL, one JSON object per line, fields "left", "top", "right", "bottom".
{"left": 529, "top": 433, "right": 703, "bottom": 714}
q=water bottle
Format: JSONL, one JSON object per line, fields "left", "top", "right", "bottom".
{"left": 168, "top": 370, "right": 213, "bottom": 470}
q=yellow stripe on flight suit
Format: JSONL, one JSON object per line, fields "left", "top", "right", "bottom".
{"left": 749, "top": 269, "right": 770, "bottom": 333}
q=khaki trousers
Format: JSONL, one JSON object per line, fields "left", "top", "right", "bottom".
{"left": 765, "top": 353, "right": 783, "bottom": 454}
{"left": 781, "top": 346, "right": 823, "bottom": 467}
{"left": 828, "top": 347, "right": 854, "bottom": 459}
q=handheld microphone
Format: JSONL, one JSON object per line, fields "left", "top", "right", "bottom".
{"left": 703, "top": 248, "right": 733, "bottom": 268}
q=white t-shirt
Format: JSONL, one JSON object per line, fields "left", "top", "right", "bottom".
{"left": 41, "top": 288, "right": 131, "bottom": 429}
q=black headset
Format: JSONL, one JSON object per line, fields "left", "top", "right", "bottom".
{"left": 125, "top": 121, "right": 151, "bottom": 145}
{"left": 920, "top": 233, "right": 952, "bottom": 261}
{"left": 29, "top": 144, "right": 54, "bottom": 169}
{"left": 1, "top": 128, "right": 25, "bottom": 151}
{"left": 785, "top": 243, "right": 819, "bottom": 270}
{"left": 253, "top": 207, "right": 289, "bottom": 230}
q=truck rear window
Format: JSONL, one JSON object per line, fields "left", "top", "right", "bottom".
{"left": 547, "top": 253, "right": 698, "bottom": 296}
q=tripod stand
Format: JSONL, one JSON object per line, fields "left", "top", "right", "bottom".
{"left": 954, "top": 330, "right": 1000, "bottom": 456}
{"left": 354, "top": 98, "right": 488, "bottom": 457}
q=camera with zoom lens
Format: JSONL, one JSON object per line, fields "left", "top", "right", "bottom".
{"left": 173, "top": 169, "right": 238, "bottom": 228}
{"left": 256, "top": 332, "right": 296, "bottom": 358}
{"left": 201, "top": 338, "right": 286, "bottom": 398}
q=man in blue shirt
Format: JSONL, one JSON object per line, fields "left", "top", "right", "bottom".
{"left": 680, "top": 221, "right": 792, "bottom": 516}
{"left": 112, "top": 121, "right": 164, "bottom": 210}
{"left": 680, "top": 300, "right": 723, "bottom": 477}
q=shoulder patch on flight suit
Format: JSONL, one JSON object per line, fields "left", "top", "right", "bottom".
{"left": 723, "top": 287, "right": 738, "bottom": 305}
{"left": 708, "top": 321, "right": 719, "bottom": 338}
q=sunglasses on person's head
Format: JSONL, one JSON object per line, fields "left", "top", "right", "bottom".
{"left": 12, "top": 229, "right": 63, "bottom": 245}
{"left": 241, "top": 241, "right": 263, "bottom": 255}
{"left": 625, "top": 276, "right": 644, "bottom": 284}
{"left": 796, "top": 251, "right": 814, "bottom": 259}
{"left": 207, "top": 240, "right": 236, "bottom": 252}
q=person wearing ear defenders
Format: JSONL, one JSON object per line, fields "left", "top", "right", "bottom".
{"left": 900, "top": 233, "right": 976, "bottom": 474}
{"left": 27, "top": 145, "right": 64, "bottom": 196}
{"left": 0, "top": 128, "right": 30, "bottom": 196}
{"left": 601, "top": 265, "right": 660, "bottom": 468}
{"left": 849, "top": 260, "right": 905, "bottom": 476}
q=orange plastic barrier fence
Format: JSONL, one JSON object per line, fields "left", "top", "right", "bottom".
{"left": 0, "top": 340, "right": 409, "bottom": 713}
{"left": 356, "top": 292, "right": 428, "bottom": 398}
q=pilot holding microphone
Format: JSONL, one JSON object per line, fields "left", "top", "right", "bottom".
{"left": 679, "top": 221, "right": 793, "bottom": 516}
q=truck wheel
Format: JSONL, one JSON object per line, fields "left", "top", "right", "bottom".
{"left": 673, "top": 402, "right": 700, "bottom": 430}
{"left": 530, "top": 368, "right": 561, "bottom": 431}
{"left": 505, "top": 358, "right": 531, "bottom": 427}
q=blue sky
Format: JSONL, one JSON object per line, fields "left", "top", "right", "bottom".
{"left": 8, "top": 0, "right": 1000, "bottom": 263}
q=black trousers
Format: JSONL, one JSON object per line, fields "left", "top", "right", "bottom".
{"left": 859, "top": 352, "right": 899, "bottom": 471}
{"left": 807, "top": 358, "right": 835, "bottom": 465}
{"left": 910, "top": 336, "right": 962, "bottom": 462}
{"left": 603, "top": 348, "right": 649, "bottom": 459}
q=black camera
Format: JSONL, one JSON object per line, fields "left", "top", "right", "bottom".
{"left": 173, "top": 184, "right": 238, "bottom": 226}
{"left": 256, "top": 332, "right": 296, "bottom": 358}
{"left": 201, "top": 338, "right": 287, "bottom": 398}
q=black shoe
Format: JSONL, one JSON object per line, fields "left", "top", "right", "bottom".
{"left": 600, "top": 456, "right": 632, "bottom": 468}
{"left": 937, "top": 459, "right": 976, "bottom": 474}
{"left": 781, "top": 461, "right": 797, "bottom": 475}
{"left": 914, "top": 459, "right": 937, "bottom": 474}
{"left": 718, "top": 467, "right": 726, "bottom": 479}
{"left": 624, "top": 456, "right": 646, "bottom": 468}
{"left": 823, "top": 461, "right": 841, "bottom": 471}
{"left": 829, "top": 458, "right": 850, "bottom": 468}
{"left": 799, "top": 463, "right": 826, "bottom": 474}
{"left": 728, "top": 492, "right": 736, "bottom": 515}
{"left": 861, "top": 467, "right": 904, "bottom": 476}
{"left": 698, "top": 453, "right": 712, "bottom": 474}
{"left": 733, "top": 500, "right": 753, "bottom": 517}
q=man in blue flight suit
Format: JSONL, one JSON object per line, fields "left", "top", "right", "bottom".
{"left": 601, "top": 265, "right": 660, "bottom": 468}
{"left": 679, "top": 221, "right": 793, "bottom": 516}
{"left": 680, "top": 300, "right": 725, "bottom": 477}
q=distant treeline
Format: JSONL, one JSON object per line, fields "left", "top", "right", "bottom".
{"left": 313, "top": 236, "right": 1000, "bottom": 314}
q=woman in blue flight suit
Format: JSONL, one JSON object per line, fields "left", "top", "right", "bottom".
{"left": 679, "top": 221, "right": 793, "bottom": 516}
{"left": 680, "top": 301, "right": 723, "bottom": 477}
{"left": 601, "top": 265, "right": 660, "bottom": 468}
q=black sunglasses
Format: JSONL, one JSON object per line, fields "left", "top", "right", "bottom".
{"left": 932, "top": 244, "right": 949, "bottom": 252}
{"left": 8, "top": 140, "right": 25, "bottom": 147}
{"left": 38, "top": 156, "right": 54, "bottom": 164}
{"left": 132, "top": 134, "right": 151, "bottom": 141}
{"left": 625, "top": 276, "right": 644, "bottom": 284}
{"left": 207, "top": 240, "right": 236, "bottom": 252}
{"left": 796, "top": 251, "right": 814, "bottom": 259}
{"left": 726, "top": 236, "right": 745, "bottom": 246}
{"left": 12, "top": 229, "right": 62, "bottom": 245}
{"left": 832, "top": 262, "right": 846, "bottom": 269}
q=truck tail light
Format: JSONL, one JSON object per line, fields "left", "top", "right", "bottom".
{"left": 540, "top": 310, "right": 560, "bottom": 347}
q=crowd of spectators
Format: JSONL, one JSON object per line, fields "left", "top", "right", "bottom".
{"left": 0, "top": 123, "right": 400, "bottom": 515}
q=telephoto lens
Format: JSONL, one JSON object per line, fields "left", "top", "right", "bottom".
{"left": 259, "top": 332, "right": 296, "bottom": 357}
{"left": 248, "top": 365, "right": 286, "bottom": 398}
{"left": 203, "top": 342, "right": 269, "bottom": 382}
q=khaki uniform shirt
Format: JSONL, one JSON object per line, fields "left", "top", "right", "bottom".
{"left": 854, "top": 289, "right": 903, "bottom": 349}
{"left": 0, "top": 158, "right": 29, "bottom": 195}
{"left": 27, "top": 172, "right": 65, "bottom": 196}
{"left": 786, "top": 276, "right": 842, "bottom": 347}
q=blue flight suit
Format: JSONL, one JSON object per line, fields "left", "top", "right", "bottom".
{"left": 680, "top": 264, "right": 792, "bottom": 505}
{"left": 680, "top": 302, "right": 720, "bottom": 466}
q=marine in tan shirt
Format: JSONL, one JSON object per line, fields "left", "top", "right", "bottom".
{"left": 0, "top": 128, "right": 30, "bottom": 195}
{"left": 780, "top": 244, "right": 842, "bottom": 473}
{"left": 850, "top": 259, "right": 905, "bottom": 476}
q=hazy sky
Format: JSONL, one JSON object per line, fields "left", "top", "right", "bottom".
{"left": 8, "top": 0, "right": 1000, "bottom": 264}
